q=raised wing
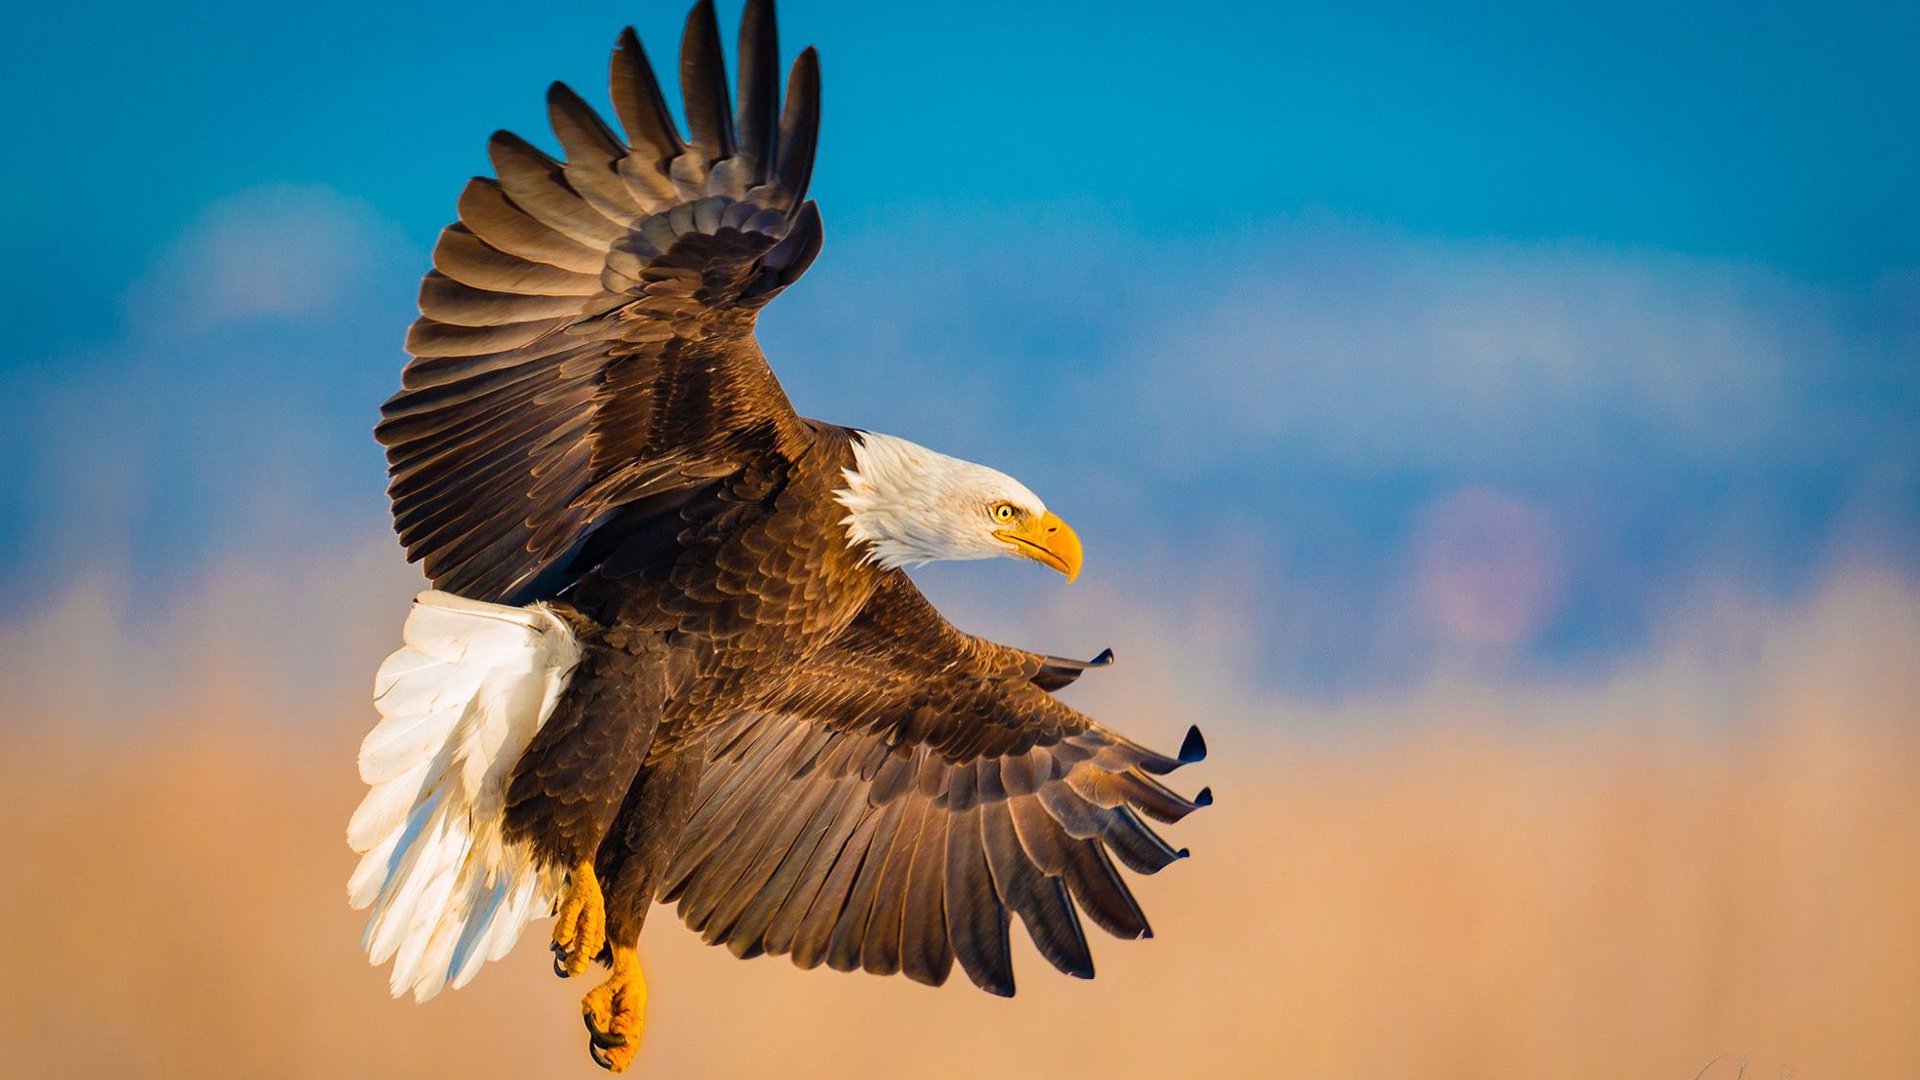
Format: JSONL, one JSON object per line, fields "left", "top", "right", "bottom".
{"left": 657, "top": 572, "right": 1211, "bottom": 995}
{"left": 377, "top": 0, "right": 824, "bottom": 603}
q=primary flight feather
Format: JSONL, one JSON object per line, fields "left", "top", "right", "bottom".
{"left": 347, "top": 1, "right": 1210, "bottom": 1070}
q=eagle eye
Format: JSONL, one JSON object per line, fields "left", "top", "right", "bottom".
{"left": 990, "top": 502, "right": 1018, "bottom": 523}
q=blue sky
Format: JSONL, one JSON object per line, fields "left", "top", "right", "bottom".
{"left": 3, "top": 0, "right": 1915, "bottom": 702}
{"left": 8, "top": 0, "right": 1918, "bottom": 296}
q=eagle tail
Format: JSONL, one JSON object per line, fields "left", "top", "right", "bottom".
{"left": 346, "top": 590, "right": 582, "bottom": 1001}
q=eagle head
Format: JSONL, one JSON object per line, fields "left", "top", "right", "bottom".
{"left": 835, "top": 431, "right": 1083, "bottom": 580}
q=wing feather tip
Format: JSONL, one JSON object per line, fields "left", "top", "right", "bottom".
{"left": 1178, "top": 725, "right": 1207, "bottom": 764}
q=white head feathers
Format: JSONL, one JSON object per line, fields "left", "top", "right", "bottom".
{"left": 835, "top": 431, "right": 1050, "bottom": 570}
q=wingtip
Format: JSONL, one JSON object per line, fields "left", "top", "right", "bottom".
{"left": 684, "top": 0, "right": 720, "bottom": 38}
{"left": 1048, "top": 944, "right": 1096, "bottom": 981}
{"left": 793, "top": 44, "right": 821, "bottom": 79}
{"left": 1179, "top": 725, "right": 1207, "bottom": 764}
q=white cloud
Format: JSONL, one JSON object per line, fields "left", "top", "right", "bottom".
{"left": 0, "top": 535, "right": 419, "bottom": 730}
{"left": 2, "top": 184, "right": 417, "bottom": 599}
{"left": 1126, "top": 226, "right": 1844, "bottom": 471}
{"left": 1408, "top": 486, "right": 1564, "bottom": 649}
{"left": 122, "top": 183, "right": 410, "bottom": 334}
{"left": 1028, "top": 550, "right": 1920, "bottom": 744}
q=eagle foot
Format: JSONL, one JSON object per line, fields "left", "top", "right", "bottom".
{"left": 551, "top": 860, "right": 606, "bottom": 979}
{"left": 582, "top": 943, "right": 646, "bottom": 1072}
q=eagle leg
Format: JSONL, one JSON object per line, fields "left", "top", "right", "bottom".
{"left": 551, "top": 860, "right": 607, "bottom": 979}
{"left": 582, "top": 943, "right": 647, "bottom": 1072}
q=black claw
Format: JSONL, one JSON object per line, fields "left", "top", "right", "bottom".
{"left": 1178, "top": 724, "right": 1207, "bottom": 763}
{"left": 588, "top": 1041, "right": 615, "bottom": 1070}
{"left": 1194, "top": 785, "right": 1214, "bottom": 807}
{"left": 554, "top": 954, "right": 571, "bottom": 978}
{"left": 1090, "top": 647, "right": 1115, "bottom": 666}
{"left": 584, "top": 1011, "right": 628, "bottom": 1049}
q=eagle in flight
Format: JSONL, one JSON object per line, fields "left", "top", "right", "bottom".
{"left": 346, "top": 0, "right": 1209, "bottom": 1070}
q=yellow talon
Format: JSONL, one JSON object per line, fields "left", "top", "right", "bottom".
{"left": 551, "top": 861, "right": 605, "bottom": 979}
{"left": 582, "top": 943, "right": 647, "bottom": 1072}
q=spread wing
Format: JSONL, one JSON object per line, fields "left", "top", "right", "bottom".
{"left": 377, "top": 0, "right": 824, "bottom": 603}
{"left": 659, "top": 572, "right": 1211, "bottom": 995}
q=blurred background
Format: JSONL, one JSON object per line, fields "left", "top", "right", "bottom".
{"left": 2, "top": 1, "right": 1916, "bottom": 1077}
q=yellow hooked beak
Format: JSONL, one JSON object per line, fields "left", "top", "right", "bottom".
{"left": 994, "top": 511, "right": 1083, "bottom": 582}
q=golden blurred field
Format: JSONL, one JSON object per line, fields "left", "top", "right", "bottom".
{"left": 2, "top": 557, "right": 1916, "bottom": 1079}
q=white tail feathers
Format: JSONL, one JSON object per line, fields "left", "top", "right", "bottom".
{"left": 347, "top": 590, "right": 582, "bottom": 1002}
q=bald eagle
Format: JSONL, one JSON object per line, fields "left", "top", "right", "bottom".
{"left": 346, "top": 1, "right": 1209, "bottom": 1070}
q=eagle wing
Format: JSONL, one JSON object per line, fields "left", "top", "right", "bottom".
{"left": 378, "top": 0, "right": 823, "bottom": 603}
{"left": 658, "top": 571, "right": 1211, "bottom": 995}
